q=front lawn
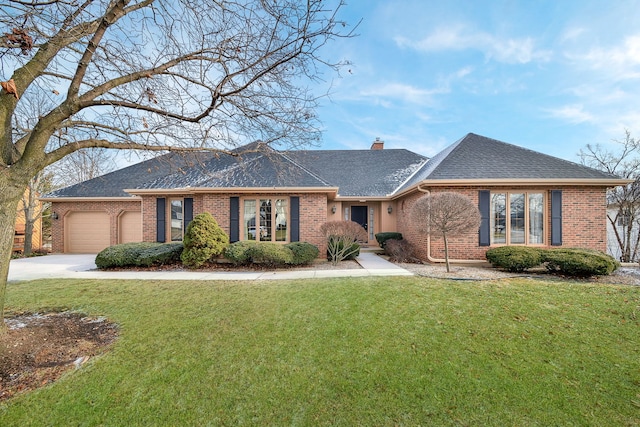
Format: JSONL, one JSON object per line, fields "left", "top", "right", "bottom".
{"left": 1, "top": 277, "right": 639, "bottom": 426}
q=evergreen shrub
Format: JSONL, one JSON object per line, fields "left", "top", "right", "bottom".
{"left": 542, "top": 248, "right": 619, "bottom": 277}
{"left": 485, "top": 246, "right": 544, "bottom": 272}
{"left": 181, "top": 212, "right": 229, "bottom": 268}
{"left": 285, "top": 242, "right": 319, "bottom": 265}
{"left": 375, "top": 232, "right": 403, "bottom": 248}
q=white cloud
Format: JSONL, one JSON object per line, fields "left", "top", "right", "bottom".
{"left": 545, "top": 104, "right": 594, "bottom": 124}
{"left": 394, "top": 26, "right": 551, "bottom": 64}
{"left": 566, "top": 34, "right": 640, "bottom": 79}
{"left": 360, "top": 82, "right": 448, "bottom": 105}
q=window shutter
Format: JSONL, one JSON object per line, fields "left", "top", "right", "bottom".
{"left": 229, "top": 197, "right": 239, "bottom": 242}
{"left": 156, "top": 198, "right": 166, "bottom": 242}
{"left": 478, "top": 190, "right": 490, "bottom": 246}
{"left": 184, "top": 198, "right": 193, "bottom": 231}
{"left": 290, "top": 196, "right": 300, "bottom": 242}
{"left": 551, "top": 190, "right": 562, "bottom": 246}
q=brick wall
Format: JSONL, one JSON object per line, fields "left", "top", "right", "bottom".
{"left": 396, "top": 186, "right": 608, "bottom": 262}
{"left": 51, "top": 199, "right": 142, "bottom": 253}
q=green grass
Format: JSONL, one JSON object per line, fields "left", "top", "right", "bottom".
{"left": 2, "top": 276, "right": 639, "bottom": 426}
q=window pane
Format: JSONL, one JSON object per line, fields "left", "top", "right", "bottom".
{"left": 244, "top": 200, "right": 256, "bottom": 240}
{"left": 170, "top": 200, "right": 183, "bottom": 241}
{"left": 275, "top": 199, "right": 287, "bottom": 241}
{"left": 510, "top": 193, "right": 525, "bottom": 244}
{"left": 529, "top": 193, "right": 544, "bottom": 244}
{"left": 259, "top": 199, "right": 272, "bottom": 241}
{"left": 491, "top": 194, "right": 506, "bottom": 244}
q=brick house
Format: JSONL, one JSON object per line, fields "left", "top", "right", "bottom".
{"left": 41, "top": 133, "right": 628, "bottom": 261}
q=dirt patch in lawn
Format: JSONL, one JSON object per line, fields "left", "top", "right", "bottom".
{"left": 0, "top": 312, "right": 118, "bottom": 401}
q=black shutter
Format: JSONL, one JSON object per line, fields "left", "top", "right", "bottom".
{"left": 290, "top": 196, "right": 300, "bottom": 242}
{"left": 551, "top": 190, "right": 562, "bottom": 246}
{"left": 478, "top": 190, "right": 490, "bottom": 246}
{"left": 156, "top": 198, "right": 166, "bottom": 242}
{"left": 184, "top": 198, "right": 193, "bottom": 231}
{"left": 229, "top": 197, "right": 239, "bottom": 242}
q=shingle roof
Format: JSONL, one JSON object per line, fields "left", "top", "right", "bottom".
{"left": 44, "top": 152, "right": 209, "bottom": 198}
{"left": 45, "top": 143, "right": 426, "bottom": 198}
{"left": 45, "top": 134, "right": 622, "bottom": 199}
{"left": 397, "top": 133, "right": 620, "bottom": 192}
{"left": 283, "top": 149, "right": 427, "bottom": 197}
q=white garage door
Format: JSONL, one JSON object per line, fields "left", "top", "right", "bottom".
{"left": 119, "top": 211, "right": 142, "bottom": 244}
{"left": 66, "top": 211, "right": 110, "bottom": 253}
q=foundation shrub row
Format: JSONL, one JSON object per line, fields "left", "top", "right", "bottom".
{"left": 486, "top": 246, "right": 619, "bottom": 276}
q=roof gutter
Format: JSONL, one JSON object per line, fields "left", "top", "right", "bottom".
{"left": 392, "top": 177, "right": 633, "bottom": 200}
{"left": 125, "top": 186, "right": 339, "bottom": 197}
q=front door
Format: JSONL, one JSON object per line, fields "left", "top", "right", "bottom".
{"left": 351, "top": 206, "right": 368, "bottom": 232}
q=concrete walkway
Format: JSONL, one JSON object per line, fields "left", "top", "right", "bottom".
{"left": 7, "top": 251, "right": 413, "bottom": 282}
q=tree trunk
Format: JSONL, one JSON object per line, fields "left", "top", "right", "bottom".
{"left": 0, "top": 184, "right": 23, "bottom": 333}
{"left": 443, "top": 233, "right": 450, "bottom": 273}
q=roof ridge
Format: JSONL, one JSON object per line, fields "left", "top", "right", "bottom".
{"left": 278, "top": 151, "right": 334, "bottom": 187}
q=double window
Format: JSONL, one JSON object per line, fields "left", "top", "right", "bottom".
{"left": 243, "top": 198, "right": 288, "bottom": 242}
{"left": 490, "top": 192, "right": 544, "bottom": 245}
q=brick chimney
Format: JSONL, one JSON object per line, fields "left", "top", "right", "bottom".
{"left": 370, "top": 137, "right": 384, "bottom": 150}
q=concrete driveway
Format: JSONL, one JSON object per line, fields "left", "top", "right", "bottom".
{"left": 8, "top": 254, "right": 99, "bottom": 281}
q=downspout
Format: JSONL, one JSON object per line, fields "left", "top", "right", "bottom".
{"left": 416, "top": 184, "right": 486, "bottom": 264}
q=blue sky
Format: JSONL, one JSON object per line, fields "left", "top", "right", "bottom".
{"left": 313, "top": 0, "right": 640, "bottom": 162}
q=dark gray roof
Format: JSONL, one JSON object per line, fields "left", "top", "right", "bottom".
{"left": 45, "top": 143, "right": 426, "bottom": 198}
{"left": 44, "top": 152, "right": 211, "bottom": 198}
{"left": 45, "top": 134, "right": 621, "bottom": 199}
{"left": 398, "top": 133, "right": 621, "bottom": 192}
{"left": 283, "top": 149, "right": 427, "bottom": 197}
{"left": 139, "top": 146, "right": 332, "bottom": 189}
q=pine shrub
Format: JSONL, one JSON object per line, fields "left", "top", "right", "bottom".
{"left": 285, "top": 242, "right": 319, "bottom": 265}
{"left": 181, "top": 212, "right": 229, "bottom": 268}
{"left": 485, "top": 246, "right": 544, "bottom": 272}
{"left": 375, "top": 232, "right": 403, "bottom": 248}
{"left": 542, "top": 248, "right": 619, "bottom": 277}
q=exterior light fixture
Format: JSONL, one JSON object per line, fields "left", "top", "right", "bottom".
{"left": 52, "top": 212, "right": 59, "bottom": 220}
{"left": 331, "top": 205, "right": 337, "bottom": 214}
{"left": 387, "top": 206, "right": 393, "bottom": 214}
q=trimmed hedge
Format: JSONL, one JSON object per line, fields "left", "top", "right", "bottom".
{"left": 543, "top": 248, "right": 619, "bottom": 277}
{"left": 285, "top": 242, "right": 320, "bottom": 265}
{"left": 96, "top": 242, "right": 183, "bottom": 269}
{"left": 486, "top": 246, "right": 619, "bottom": 277}
{"left": 375, "top": 232, "right": 403, "bottom": 248}
{"left": 485, "top": 246, "right": 543, "bottom": 272}
{"left": 224, "top": 241, "right": 319, "bottom": 267}
{"left": 224, "top": 241, "right": 258, "bottom": 265}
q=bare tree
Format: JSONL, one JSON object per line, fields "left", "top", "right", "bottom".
{"left": 411, "top": 192, "right": 481, "bottom": 272}
{"left": 580, "top": 130, "right": 640, "bottom": 262}
{"left": 320, "top": 220, "right": 368, "bottom": 265}
{"left": 0, "top": 0, "right": 355, "bottom": 327}
{"left": 49, "top": 148, "right": 115, "bottom": 187}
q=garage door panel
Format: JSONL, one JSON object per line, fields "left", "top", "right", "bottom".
{"left": 66, "top": 211, "right": 110, "bottom": 253}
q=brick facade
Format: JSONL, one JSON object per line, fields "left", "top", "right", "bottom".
{"left": 51, "top": 186, "right": 608, "bottom": 260}
{"left": 396, "top": 186, "right": 608, "bottom": 262}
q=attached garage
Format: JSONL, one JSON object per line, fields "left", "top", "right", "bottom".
{"left": 65, "top": 211, "right": 110, "bottom": 253}
{"left": 118, "top": 210, "right": 142, "bottom": 243}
